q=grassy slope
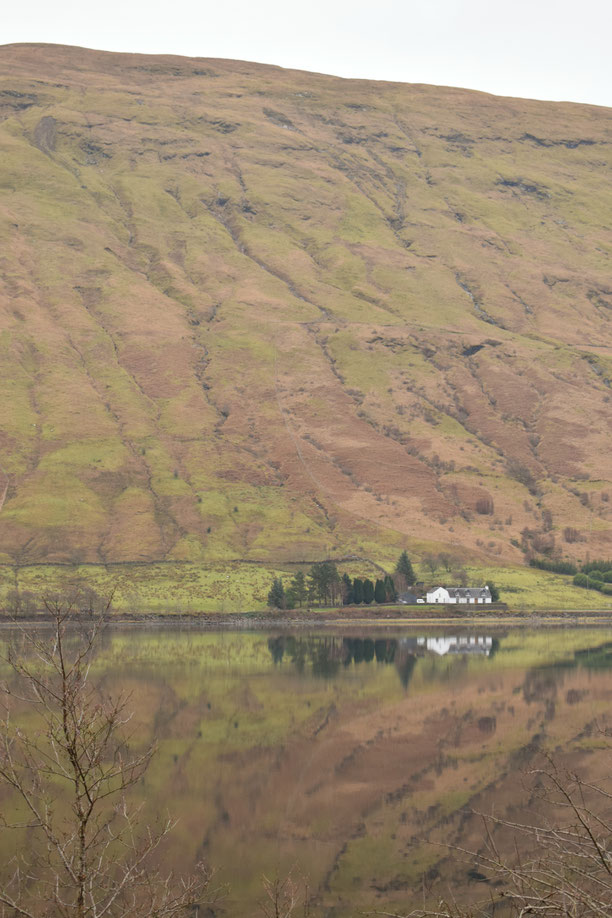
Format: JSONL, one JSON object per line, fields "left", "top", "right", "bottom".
{"left": 0, "top": 44, "right": 611, "bottom": 607}
{"left": 0, "top": 558, "right": 609, "bottom": 612}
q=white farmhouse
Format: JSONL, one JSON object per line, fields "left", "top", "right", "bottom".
{"left": 426, "top": 586, "right": 492, "bottom": 604}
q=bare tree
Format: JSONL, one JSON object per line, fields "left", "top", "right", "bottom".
{"left": 423, "top": 556, "right": 439, "bottom": 577}
{"left": 258, "top": 869, "right": 312, "bottom": 918}
{"left": 379, "top": 752, "right": 612, "bottom": 918}
{"left": 0, "top": 597, "right": 213, "bottom": 918}
{"left": 437, "top": 554, "right": 454, "bottom": 574}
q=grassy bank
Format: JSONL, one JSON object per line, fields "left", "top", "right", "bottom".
{"left": 0, "top": 559, "right": 611, "bottom": 614}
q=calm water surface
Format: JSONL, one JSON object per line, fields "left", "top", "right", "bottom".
{"left": 7, "top": 625, "right": 612, "bottom": 915}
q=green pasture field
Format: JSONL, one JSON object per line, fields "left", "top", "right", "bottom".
{"left": 0, "top": 558, "right": 610, "bottom": 614}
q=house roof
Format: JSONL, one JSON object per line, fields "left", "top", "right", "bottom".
{"left": 429, "top": 586, "right": 491, "bottom": 598}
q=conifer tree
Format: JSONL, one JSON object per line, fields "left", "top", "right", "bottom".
{"left": 308, "top": 561, "right": 340, "bottom": 606}
{"left": 267, "top": 578, "right": 286, "bottom": 609}
{"left": 384, "top": 574, "right": 397, "bottom": 602}
{"left": 341, "top": 572, "right": 354, "bottom": 605}
{"left": 395, "top": 550, "right": 416, "bottom": 585}
{"left": 363, "top": 578, "right": 375, "bottom": 604}
{"left": 288, "top": 570, "right": 308, "bottom": 607}
{"left": 374, "top": 579, "right": 386, "bottom": 603}
{"left": 353, "top": 578, "right": 364, "bottom": 604}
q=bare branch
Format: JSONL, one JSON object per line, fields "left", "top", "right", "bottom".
{"left": 0, "top": 597, "right": 212, "bottom": 918}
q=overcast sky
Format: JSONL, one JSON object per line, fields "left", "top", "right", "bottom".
{"left": 3, "top": 0, "right": 612, "bottom": 107}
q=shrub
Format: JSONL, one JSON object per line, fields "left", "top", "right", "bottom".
{"left": 532, "top": 532, "right": 555, "bottom": 555}
{"left": 530, "top": 558, "right": 577, "bottom": 576}
{"left": 476, "top": 496, "right": 494, "bottom": 515}
{"left": 507, "top": 459, "right": 539, "bottom": 495}
{"left": 582, "top": 560, "right": 612, "bottom": 574}
{"left": 587, "top": 570, "right": 605, "bottom": 582}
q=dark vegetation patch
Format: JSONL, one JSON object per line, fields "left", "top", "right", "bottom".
{"left": 520, "top": 132, "right": 596, "bottom": 149}
{"left": 439, "top": 132, "right": 475, "bottom": 144}
{"left": 0, "top": 90, "right": 39, "bottom": 113}
{"left": 496, "top": 178, "right": 550, "bottom": 199}
{"left": 461, "top": 343, "right": 485, "bottom": 357}
{"left": 338, "top": 132, "right": 368, "bottom": 144}
{"left": 80, "top": 140, "right": 111, "bottom": 160}
{"left": 587, "top": 288, "right": 612, "bottom": 310}
{"left": 530, "top": 558, "right": 578, "bottom": 576}
{"left": 263, "top": 108, "right": 296, "bottom": 130}
{"left": 207, "top": 119, "right": 239, "bottom": 133}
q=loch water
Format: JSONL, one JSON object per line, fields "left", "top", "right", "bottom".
{"left": 5, "top": 625, "right": 612, "bottom": 915}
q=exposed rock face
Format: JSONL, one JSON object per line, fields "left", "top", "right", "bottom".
{"left": 0, "top": 43, "right": 611, "bottom": 564}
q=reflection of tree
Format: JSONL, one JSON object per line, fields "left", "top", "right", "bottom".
{"left": 349, "top": 638, "right": 364, "bottom": 665}
{"left": 284, "top": 636, "right": 306, "bottom": 673}
{"left": 375, "top": 639, "right": 396, "bottom": 663}
{"left": 265, "top": 635, "right": 424, "bottom": 688}
{"left": 311, "top": 639, "right": 340, "bottom": 678}
{"left": 266, "top": 636, "right": 401, "bottom": 678}
{"left": 395, "top": 653, "right": 417, "bottom": 690}
{"left": 267, "top": 636, "right": 285, "bottom": 665}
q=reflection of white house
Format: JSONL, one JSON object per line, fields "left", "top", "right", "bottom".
{"left": 426, "top": 586, "right": 492, "bottom": 604}
{"left": 417, "top": 635, "right": 493, "bottom": 656}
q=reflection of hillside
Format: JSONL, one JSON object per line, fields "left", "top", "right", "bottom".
{"left": 524, "top": 642, "right": 612, "bottom": 682}
{"left": 575, "top": 642, "right": 612, "bottom": 669}
{"left": 5, "top": 627, "right": 612, "bottom": 918}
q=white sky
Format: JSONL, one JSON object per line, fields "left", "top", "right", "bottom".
{"left": 3, "top": 0, "right": 612, "bottom": 108}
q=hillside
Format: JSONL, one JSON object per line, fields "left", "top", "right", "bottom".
{"left": 1, "top": 43, "right": 611, "bottom": 575}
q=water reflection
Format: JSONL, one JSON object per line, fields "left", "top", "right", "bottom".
{"left": 2, "top": 625, "right": 612, "bottom": 918}
{"left": 574, "top": 641, "right": 612, "bottom": 669}
{"left": 267, "top": 634, "right": 499, "bottom": 687}
{"left": 419, "top": 635, "right": 494, "bottom": 656}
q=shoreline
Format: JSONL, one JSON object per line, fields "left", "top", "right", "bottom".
{"left": 2, "top": 607, "right": 612, "bottom": 630}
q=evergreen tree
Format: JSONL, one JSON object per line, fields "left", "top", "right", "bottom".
{"left": 384, "top": 574, "right": 397, "bottom": 602}
{"left": 285, "top": 587, "right": 297, "bottom": 609}
{"left": 486, "top": 581, "right": 500, "bottom": 602}
{"left": 353, "top": 578, "right": 364, "bottom": 604}
{"left": 395, "top": 550, "right": 416, "bottom": 586}
{"left": 288, "top": 570, "right": 308, "bottom": 607}
{"left": 374, "top": 579, "right": 386, "bottom": 603}
{"left": 267, "top": 578, "right": 285, "bottom": 609}
{"left": 308, "top": 561, "right": 340, "bottom": 606}
{"left": 363, "top": 578, "right": 375, "bottom": 604}
{"left": 341, "top": 572, "right": 354, "bottom": 605}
